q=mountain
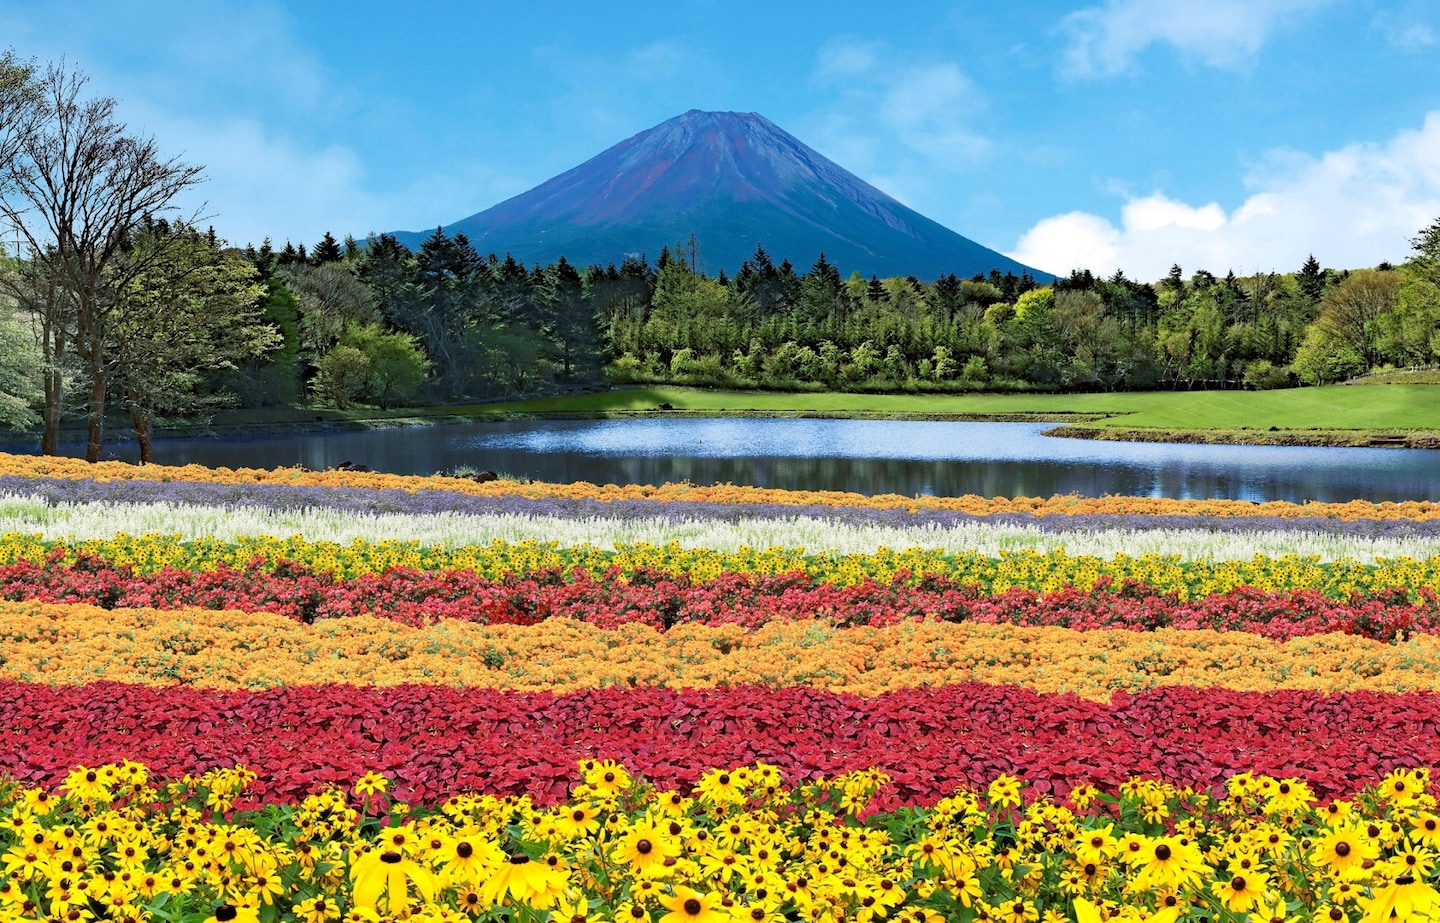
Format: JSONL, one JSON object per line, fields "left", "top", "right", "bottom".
{"left": 392, "top": 109, "right": 1048, "bottom": 280}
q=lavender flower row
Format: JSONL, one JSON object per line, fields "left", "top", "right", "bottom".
{"left": 1, "top": 474, "right": 1435, "bottom": 539}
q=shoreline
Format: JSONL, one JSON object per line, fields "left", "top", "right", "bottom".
{"left": 1043, "top": 424, "right": 1440, "bottom": 449}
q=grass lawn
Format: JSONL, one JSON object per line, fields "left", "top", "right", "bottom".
{"left": 474, "top": 384, "right": 1440, "bottom": 432}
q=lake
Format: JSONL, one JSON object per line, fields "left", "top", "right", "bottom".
{"left": 40, "top": 418, "right": 1440, "bottom": 503}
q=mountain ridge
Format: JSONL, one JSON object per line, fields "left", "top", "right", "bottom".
{"left": 393, "top": 109, "right": 1049, "bottom": 280}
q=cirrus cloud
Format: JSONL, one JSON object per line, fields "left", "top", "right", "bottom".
{"left": 1059, "top": 0, "right": 1336, "bottom": 78}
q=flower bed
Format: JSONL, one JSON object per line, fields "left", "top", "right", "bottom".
{"left": 3, "top": 682, "right": 1437, "bottom": 805}
{"left": 7, "top": 600, "right": 1440, "bottom": 695}
{"left": 3, "top": 533, "right": 1439, "bottom": 597}
{"left": 3, "top": 451, "right": 1437, "bottom": 520}
{"left": 2, "top": 557, "right": 1439, "bottom": 641}
{"left": 5, "top": 454, "right": 1440, "bottom": 921}
{"left": 4, "top": 758, "right": 1436, "bottom": 923}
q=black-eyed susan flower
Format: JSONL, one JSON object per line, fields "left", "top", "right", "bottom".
{"left": 478, "top": 852, "right": 568, "bottom": 909}
{"left": 612, "top": 821, "right": 680, "bottom": 876}
{"left": 293, "top": 896, "right": 337, "bottom": 923}
{"left": 1214, "top": 870, "right": 1271, "bottom": 913}
{"left": 1361, "top": 871, "right": 1439, "bottom": 923}
{"left": 350, "top": 848, "right": 436, "bottom": 913}
{"left": 202, "top": 902, "right": 261, "bottom": 923}
{"left": 695, "top": 769, "right": 746, "bottom": 808}
{"left": 1310, "top": 826, "right": 1379, "bottom": 878}
{"left": 988, "top": 774, "right": 1023, "bottom": 809}
{"left": 660, "top": 885, "right": 726, "bottom": 923}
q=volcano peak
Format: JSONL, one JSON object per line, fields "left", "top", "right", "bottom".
{"left": 395, "top": 110, "right": 1046, "bottom": 280}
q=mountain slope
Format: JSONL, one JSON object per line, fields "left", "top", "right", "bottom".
{"left": 393, "top": 110, "right": 1048, "bottom": 280}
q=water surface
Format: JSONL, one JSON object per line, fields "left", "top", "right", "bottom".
{"left": 42, "top": 418, "right": 1438, "bottom": 503}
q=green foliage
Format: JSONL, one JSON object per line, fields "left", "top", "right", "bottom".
{"left": 310, "top": 345, "right": 372, "bottom": 409}
{"left": 343, "top": 324, "right": 430, "bottom": 409}
{"left": 110, "top": 221, "right": 279, "bottom": 419}
{"left": 239, "top": 216, "right": 1440, "bottom": 406}
{"left": 0, "top": 305, "right": 41, "bottom": 429}
{"left": 224, "top": 280, "right": 302, "bottom": 408}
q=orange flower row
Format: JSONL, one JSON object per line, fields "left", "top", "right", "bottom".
{"left": 2, "top": 451, "right": 1435, "bottom": 520}
{"left": 5, "top": 599, "right": 1439, "bottom": 698}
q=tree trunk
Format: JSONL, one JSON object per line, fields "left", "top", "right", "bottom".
{"left": 39, "top": 296, "right": 66, "bottom": 456}
{"left": 41, "top": 366, "right": 62, "bottom": 456}
{"left": 130, "top": 401, "right": 152, "bottom": 465}
{"left": 85, "top": 374, "right": 106, "bottom": 463}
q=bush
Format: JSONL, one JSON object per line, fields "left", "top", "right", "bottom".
{"left": 1243, "top": 359, "right": 1290, "bottom": 390}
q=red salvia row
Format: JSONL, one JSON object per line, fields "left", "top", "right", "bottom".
{"left": 1, "top": 553, "right": 1434, "bottom": 641}
{"left": 2, "top": 681, "right": 1433, "bottom": 807}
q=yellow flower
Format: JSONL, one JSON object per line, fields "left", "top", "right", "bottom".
{"left": 202, "top": 903, "right": 261, "bottom": 923}
{"left": 354, "top": 773, "right": 390, "bottom": 797}
{"left": 1362, "top": 872, "right": 1439, "bottom": 923}
{"left": 612, "top": 822, "right": 681, "bottom": 876}
{"left": 1214, "top": 870, "right": 1270, "bottom": 913}
{"left": 659, "top": 885, "right": 726, "bottom": 923}
{"left": 989, "top": 774, "right": 1023, "bottom": 809}
{"left": 294, "top": 896, "right": 338, "bottom": 923}
{"left": 1311, "top": 826, "right": 1379, "bottom": 878}
{"left": 478, "top": 852, "right": 569, "bottom": 909}
{"left": 350, "top": 848, "right": 437, "bottom": 912}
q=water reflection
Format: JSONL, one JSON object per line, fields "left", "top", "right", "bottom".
{"left": 32, "top": 418, "right": 1440, "bottom": 502}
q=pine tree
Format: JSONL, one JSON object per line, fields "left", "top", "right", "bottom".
{"left": 312, "top": 231, "right": 343, "bottom": 264}
{"left": 1298, "top": 254, "right": 1325, "bottom": 303}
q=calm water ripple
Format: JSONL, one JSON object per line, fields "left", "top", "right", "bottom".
{"left": 29, "top": 418, "right": 1440, "bottom": 503}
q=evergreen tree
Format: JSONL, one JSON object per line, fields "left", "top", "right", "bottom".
{"left": 311, "top": 231, "right": 343, "bottom": 264}
{"left": 1298, "top": 254, "right": 1325, "bottom": 303}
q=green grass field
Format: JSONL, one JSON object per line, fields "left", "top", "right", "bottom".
{"left": 473, "top": 384, "right": 1440, "bottom": 432}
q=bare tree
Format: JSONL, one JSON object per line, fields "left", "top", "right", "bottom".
{"left": 0, "top": 55, "right": 204, "bottom": 459}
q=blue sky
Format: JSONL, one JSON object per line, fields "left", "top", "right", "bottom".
{"left": 3, "top": 0, "right": 1438, "bottom": 280}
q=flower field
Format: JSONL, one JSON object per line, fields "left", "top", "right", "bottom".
{"left": 4, "top": 450, "right": 1440, "bottom": 923}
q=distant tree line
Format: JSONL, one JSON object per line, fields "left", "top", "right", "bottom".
{"left": 600, "top": 232, "right": 1440, "bottom": 393}
{"left": 227, "top": 222, "right": 1439, "bottom": 405}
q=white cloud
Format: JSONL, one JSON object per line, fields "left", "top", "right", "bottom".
{"left": 1059, "top": 0, "right": 1333, "bottom": 78}
{"left": 157, "top": 118, "right": 386, "bottom": 249}
{"left": 879, "top": 64, "right": 992, "bottom": 163}
{"left": 1372, "top": 12, "right": 1437, "bottom": 51}
{"left": 1008, "top": 111, "right": 1440, "bottom": 279}
{"left": 814, "top": 39, "right": 882, "bottom": 80}
{"left": 802, "top": 40, "right": 991, "bottom": 208}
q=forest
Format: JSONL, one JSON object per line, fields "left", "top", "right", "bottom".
{"left": 226, "top": 217, "right": 1440, "bottom": 406}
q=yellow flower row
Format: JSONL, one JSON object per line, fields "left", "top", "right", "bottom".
{"left": 3, "top": 755, "right": 1440, "bottom": 923}
{"left": 4, "top": 531, "right": 1437, "bottom": 597}
{"left": 4, "top": 450, "right": 1436, "bottom": 520}
{"left": 5, "top": 599, "right": 1440, "bottom": 698}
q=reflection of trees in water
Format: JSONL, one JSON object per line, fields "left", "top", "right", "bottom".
{"left": 138, "top": 424, "right": 1440, "bottom": 504}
